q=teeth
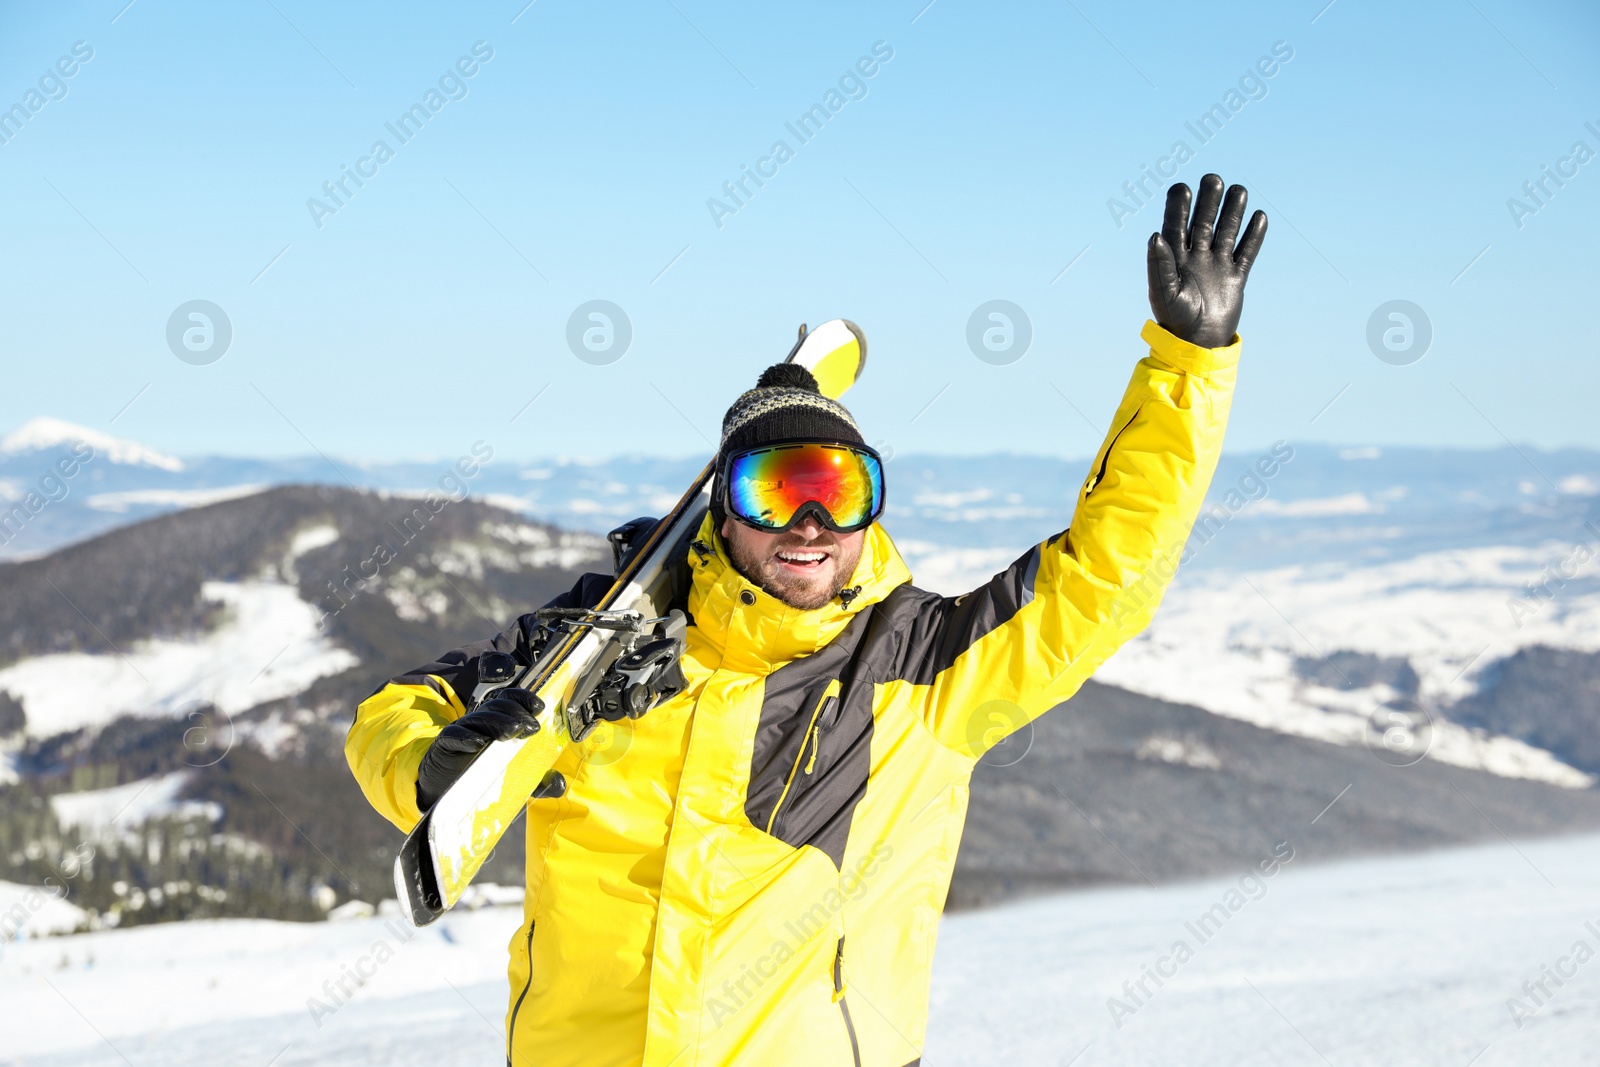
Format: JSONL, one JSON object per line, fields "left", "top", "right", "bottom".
{"left": 778, "top": 551, "right": 825, "bottom": 562}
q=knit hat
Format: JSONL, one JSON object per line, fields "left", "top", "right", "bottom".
{"left": 712, "top": 363, "right": 865, "bottom": 528}
{"left": 720, "top": 363, "right": 863, "bottom": 454}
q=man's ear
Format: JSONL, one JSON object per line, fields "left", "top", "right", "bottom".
{"left": 719, "top": 515, "right": 732, "bottom": 540}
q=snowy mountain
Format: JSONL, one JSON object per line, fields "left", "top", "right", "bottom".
{"left": 6, "top": 421, "right": 1598, "bottom": 787}
{"left": 0, "top": 417, "right": 185, "bottom": 473}
{"left": 2, "top": 425, "right": 1599, "bottom": 934}
{"left": 0, "top": 485, "right": 608, "bottom": 926}
{"left": 0, "top": 417, "right": 692, "bottom": 561}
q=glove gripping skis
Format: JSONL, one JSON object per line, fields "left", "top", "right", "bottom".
{"left": 395, "top": 319, "right": 867, "bottom": 925}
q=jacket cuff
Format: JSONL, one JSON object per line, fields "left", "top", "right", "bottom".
{"left": 1141, "top": 320, "right": 1241, "bottom": 375}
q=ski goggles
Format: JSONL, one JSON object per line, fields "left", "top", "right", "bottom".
{"left": 721, "top": 441, "right": 886, "bottom": 533}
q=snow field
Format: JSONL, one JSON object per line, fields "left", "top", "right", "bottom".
{"left": 47, "top": 772, "right": 220, "bottom": 840}
{"left": 924, "top": 831, "right": 1600, "bottom": 1065}
{"left": 0, "top": 901, "right": 520, "bottom": 1064}
{"left": 7, "top": 834, "right": 1600, "bottom": 1065}
{"left": 0, "top": 881, "right": 91, "bottom": 942}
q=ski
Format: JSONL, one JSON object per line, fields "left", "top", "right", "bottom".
{"left": 394, "top": 319, "right": 868, "bottom": 926}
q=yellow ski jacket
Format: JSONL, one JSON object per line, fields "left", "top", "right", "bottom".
{"left": 348, "top": 322, "right": 1238, "bottom": 1066}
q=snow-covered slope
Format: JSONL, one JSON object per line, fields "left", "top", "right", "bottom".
{"left": 0, "top": 581, "right": 356, "bottom": 738}
{"left": 0, "top": 898, "right": 518, "bottom": 1063}
{"left": 925, "top": 831, "right": 1600, "bottom": 1066}
{"left": 6, "top": 834, "right": 1600, "bottom": 1065}
{"left": 48, "top": 772, "right": 221, "bottom": 839}
{"left": 0, "top": 880, "right": 90, "bottom": 941}
{"left": 883, "top": 442, "right": 1600, "bottom": 789}
{"left": 898, "top": 534, "right": 1600, "bottom": 788}
{"left": 1095, "top": 544, "right": 1600, "bottom": 786}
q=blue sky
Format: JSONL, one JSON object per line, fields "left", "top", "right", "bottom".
{"left": 0, "top": 0, "right": 1595, "bottom": 461}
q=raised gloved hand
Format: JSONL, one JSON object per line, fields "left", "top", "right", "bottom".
{"left": 415, "top": 689, "right": 541, "bottom": 811}
{"left": 1147, "top": 173, "right": 1268, "bottom": 349}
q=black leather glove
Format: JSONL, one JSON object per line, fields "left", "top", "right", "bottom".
{"left": 1147, "top": 173, "right": 1268, "bottom": 349}
{"left": 415, "top": 689, "right": 541, "bottom": 811}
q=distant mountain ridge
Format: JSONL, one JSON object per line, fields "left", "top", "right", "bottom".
{"left": 5, "top": 418, "right": 1599, "bottom": 572}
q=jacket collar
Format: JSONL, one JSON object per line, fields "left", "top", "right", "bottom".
{"left": 685, "top": 511, "right": 910, "bottom": 674}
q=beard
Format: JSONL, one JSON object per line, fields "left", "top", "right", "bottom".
{"left": 724, "top": 527, "right": 865, "bottom": 611}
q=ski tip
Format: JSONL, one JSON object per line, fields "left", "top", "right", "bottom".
{"left": 394, "top": 823, "right": 444, "bottom": 927}
{"left": 784, "top": 318, "right": 866, "bottom": 401}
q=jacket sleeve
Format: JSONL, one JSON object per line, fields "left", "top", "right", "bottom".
{"left": 912, "top": 320, "right": 1238, "bottom": 756}
{"left": 344, "top": 572, "right": 614, "bottom": 832}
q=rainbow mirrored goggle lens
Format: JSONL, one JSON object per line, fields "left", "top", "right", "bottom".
{"left": 724, "top": 442, "right": 886, "bottom": 533}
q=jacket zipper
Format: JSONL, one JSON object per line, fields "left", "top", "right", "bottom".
{"left": 506, "top": 922, "right": 535, "bottom": 1065}
{"left": 834, "top": 936, "right": 862, "bottom": 1067}
{"left": 766, "top": 685, "right": 840, "bottom": 837}
{"left": 1084, "top": 405, "right": 1142, "bottom": 495}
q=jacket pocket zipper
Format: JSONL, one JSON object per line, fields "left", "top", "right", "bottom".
{"left": 766, "top": 683, "right": 840, "bottom": 837}
{"left": 1084, "top": 405, "right": 1142, "bottom": 495}
{"left": 506, "top": 921, "right": 535, "bottom": 1065}
{"left": 834, "top": 936, "right": 863, "bottom": 1067}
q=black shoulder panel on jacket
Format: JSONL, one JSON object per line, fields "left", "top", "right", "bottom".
{"left": 871, "top": 540, "right": 1046, "bottom": 688}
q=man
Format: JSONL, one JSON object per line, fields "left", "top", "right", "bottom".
{"left": 347, "top": 174, "right": 1267, "bottom": 1066}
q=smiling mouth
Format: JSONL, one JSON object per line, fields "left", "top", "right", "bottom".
{"left": 774, "top": 548, "right": 830, "bottom": 570}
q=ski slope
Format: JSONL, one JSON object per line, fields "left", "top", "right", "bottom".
{"left": 5, "top": 833, "right": 1599, "bottom": 1066}
{"left": 902, "top": 537, "right": 1600, "bottom": 788}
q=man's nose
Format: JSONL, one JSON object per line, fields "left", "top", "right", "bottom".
{"left": 793, "top": 515, "right": 825, "bottom": 540}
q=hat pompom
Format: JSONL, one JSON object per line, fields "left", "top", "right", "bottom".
{"left": 719, "top": 358, "right": 860, "bottom": 454}
{"left": 755, "top": 363, "right": 819, "bottom": 392}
